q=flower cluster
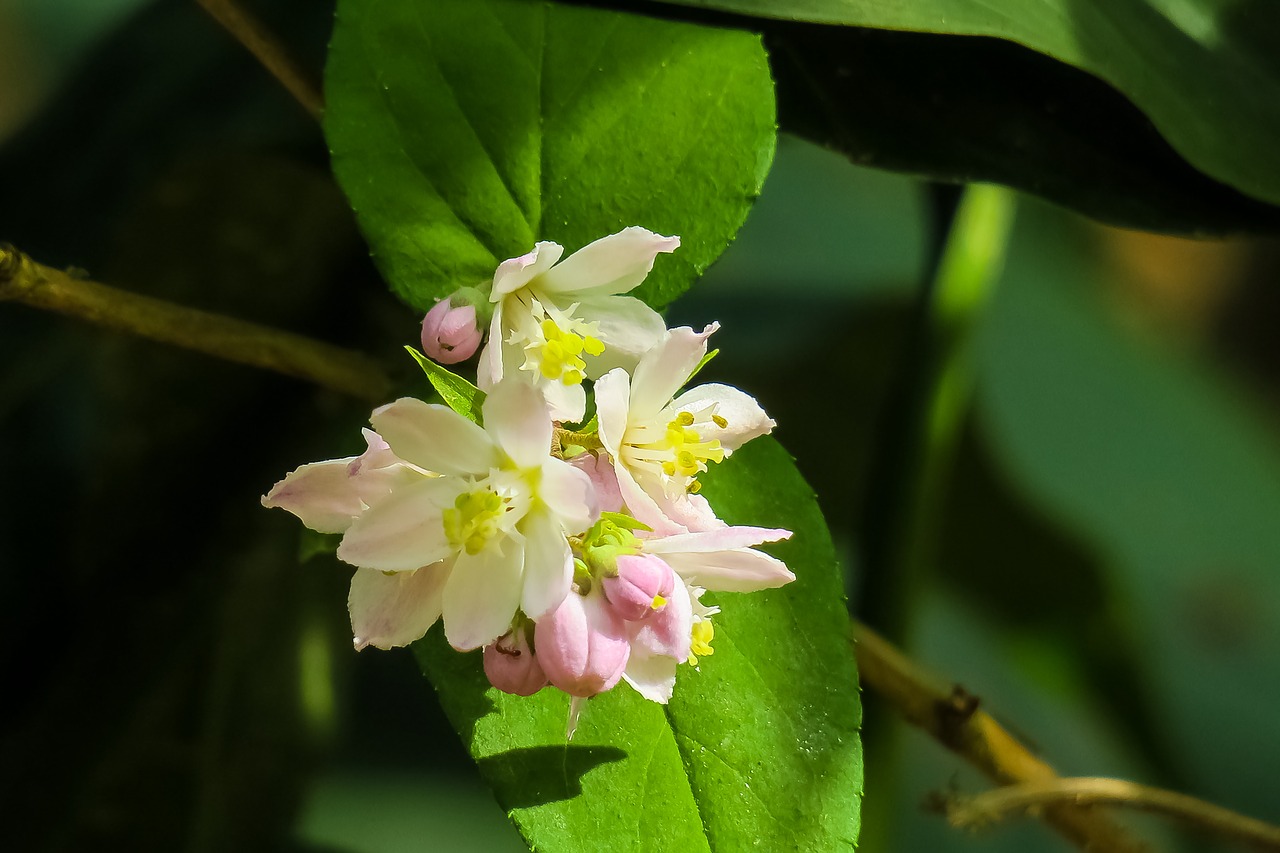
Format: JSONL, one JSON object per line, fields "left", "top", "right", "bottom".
{"left": 264, "top": 227, "right": 795, "bottom": 731}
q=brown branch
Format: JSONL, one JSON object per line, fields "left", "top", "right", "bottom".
{"left": 196, "top": 0, "right": 323, "bottom": 121}
{"left": 944, "top": 778, "right": 1280, "bottom": 852}
{"left": 852, "top": 620, "right": 1149, "bottom": 852}
{"left": 0, "top": 245, "right": 390, "bottom": 402}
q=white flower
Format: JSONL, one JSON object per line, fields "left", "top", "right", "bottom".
{"left": 265, "top": 380, "right": 596, "bottom": 652}
{"left": 477, "top": 227, "right": 678, "bottom": 422}
{"left": 596, "top": 324, "right": 776, "bottom": 534}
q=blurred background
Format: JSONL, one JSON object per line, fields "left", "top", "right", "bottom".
{"left": 2, "top": 1, "right": 1279, "bottom": 851}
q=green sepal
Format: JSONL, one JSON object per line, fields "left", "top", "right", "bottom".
{"left": 404, "top": 346, "right": 486, "bottom": 424}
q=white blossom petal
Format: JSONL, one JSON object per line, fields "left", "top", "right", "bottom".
{"left": 538, "top": 458, "right": 596, "bottom": 534}
{"left": 537, "top": 227, "right": 679, "bottom": 298}
{"left": 594, "top": 369, "right": 631, "bottom": 458}
{"left": 371, "top": 397, "right": 499, "bottom": 476}
{"left": 518, "top": 505, "right": 573, "bottom": 619}
{"left": 660, "top": 547, "right": 796, "bottom": 593}
{"left": 483, "top": 379, "right": 552, "bottom": 470}
{"left": 673, "top": 383, "right": 776, "bottom": 453}
{"left": 612, "top": 460, "right": 687, "bottom": 536}
{"left": 622, "top": 654, "right": 678, "bottom": 703}
{"left": 337, "top": 478, "right": 458, "bottom": 571}
{"left": 630, "top": 324, "right": 718, "bottom": 419}
{"left": 262, "top": 457, "right": 363, "bottom": 534}
{"left": 645, "top": 526, "right": 792, "bottom": 555}
{"left": 476, "top": 304, "right": 506, "bottom": 389}
{"left": 493, "top": 242, "right": 563, "bottom": 297}
{"left": 442, "top": 534, "right": 526, "bottom": 650}
{"left": 542, "top": 380, "right": 587, "bottom": 424}
{"left": 348, "top": 561, "right": 451, "bottom": 650}
{"left": 574, "top": 294, "right": 667, "bottom": 377}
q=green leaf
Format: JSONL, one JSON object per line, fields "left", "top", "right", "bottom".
{"left": 413, "top": 436, "right": 861, "bottom": 851}
{"left": 324, "top": 0, "right": 776, "bottom": 311}
{"left": 405, "top": 346, "right": 485, "bottom": 423}
{"left": 652, "top": 0, "right": 1280, "bottom": 212}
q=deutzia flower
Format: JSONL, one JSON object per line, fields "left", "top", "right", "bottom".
{"left": 596, "top": 323, "right": 776, "bottom": 534}
{"left": 477, "top": 226, "right": 678, "bottom": 422}
{"left": 265, "top": 380, "right": 595, "bottom": 652}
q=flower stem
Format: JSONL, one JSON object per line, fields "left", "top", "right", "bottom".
{"left": 0, "top": 244, "right": 391, "bottom": 401}
{"left": 195, "top": 0, "right": 323, "bottom": 121}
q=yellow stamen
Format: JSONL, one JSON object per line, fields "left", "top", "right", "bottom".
{"left": 443, "top": 489, "right": 505, "bottom": 555}
{"left": 650, "top": 594, "right": 667, "bottom": 610}
{"left": 688, "top": 620, "right": 715, "bottom": 665}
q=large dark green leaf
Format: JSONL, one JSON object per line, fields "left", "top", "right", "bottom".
{"left": 654, "top": 0, "right": 1280, "bottom": 216}
{"left": 414, "top": 436, "right": 862, "bottom": 851}
{"left": 324, "top": 0, "right": 776, "bottom": 311}
{"left": 975, "top": 197, "right": 1280, "bottom": 823}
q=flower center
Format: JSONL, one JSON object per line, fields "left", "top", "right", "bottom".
{"left": 443, "top": 488, "right": 507, "bottom": 555}
{"left": 535, "top": 318, "right": 605, "bottom": 386}
{"left": 629, "top": 409, "right": 726, "bottom": 486}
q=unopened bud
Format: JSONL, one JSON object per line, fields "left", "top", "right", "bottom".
{"left": 603, "top": 553, "right": 675, "bottom": 622}
{"left": 483, "top": 627, "right": 547, "bottom": 696}
{"left": 535, "top": 591, "right": 630, "bottom": 697}
{"left": 421, "top": 298, "right": 482, "bottom": 364}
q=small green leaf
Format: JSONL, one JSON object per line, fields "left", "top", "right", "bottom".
{"left": 324, "top": 0, "right": 776, "bottom": 311}
{"left": 405, "top": 346, "right": 485, "bottom": 423}
{"left": 414, "top": 436, "right": 861, "bottom": 850}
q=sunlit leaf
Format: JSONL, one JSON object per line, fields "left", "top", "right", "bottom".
{"left": 324, "top": 0, "right": 776, "bottom": 311}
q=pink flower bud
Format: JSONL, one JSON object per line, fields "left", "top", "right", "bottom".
{"left": 421, "top": 298, "right": 481, "bottom": 364}
{"left": 535, "top": 591, "right": 630, "bottom": 698}
{"left": 483, "top": 628, "right": 547, "bottom": 696}
{"left": 630, "top": 576, "right": 693, "bottom": 663}
{"left": 603, "top": 553, "right": 675, "bottom": 622}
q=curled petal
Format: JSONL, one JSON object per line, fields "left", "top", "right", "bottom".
{"left": 493, "top": 242, "right": 563, "bottom": 297}
{"left": 645, "top": 526, "right": 792, "bottom": 555}
{"left": 537, "top": 227, "right": 679, "bottom": 298}
{"left": 442, "top": 534, "right": 526, "bottom": 651}
{"left": 673, "top": 383, "right": 776, "bottom": 454}
{"left": 629, "top": 324, "right": 718, "bottom": 420}
{"left": 262, "top": 457, "right": 364, "bottom": 534}
{"left": 371, "top": 397, "right": 498, "bottom": 477}
{"left": 349, "top": 561, "right": 450, "bottom": 650}
{"left": 660, "top": 547, "right": 795, "bottom": 593}
{"left": 622, "top": 653, "right": 679, "bottom": 704}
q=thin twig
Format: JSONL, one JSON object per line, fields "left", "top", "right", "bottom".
{"left": 0, "top": 244, "right": 390, "bottom": 401}
{"left": 196, "top": 0, "right": 323, "bottom": 121}
{"left": 852, "top": 620, "right": 1149, "bottom": 852}
{"left": 944, "top": 778, "right": 1280, "bottom": 852}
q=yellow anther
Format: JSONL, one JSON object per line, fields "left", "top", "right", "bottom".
{"left": 675, "top": 411, "right": 695, "bottom": 427}
{"left": 651, "top": 594, "right": 667, "bottom": 610}
{"left": 687, "top": 480, "right": 702, "bottom": 494}
{"left": 532, "top": 318, "right": 597, "bottom": 386}
{"left": 712, "top": 414, "right": 728, "bottom": 428}
{"left": 443, "top": 489, "right": 505, "bottom": 555}
{"left": 688, "top": 621, "right": 715, "bottom": 666}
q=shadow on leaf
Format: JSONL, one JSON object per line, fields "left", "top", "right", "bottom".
{"left": 478, "top": 745, "right": 629, "bottom": 809}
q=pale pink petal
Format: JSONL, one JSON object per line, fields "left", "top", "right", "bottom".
{"left": 568, "top": 452, "right": 624, "bottom": 515}
{"left": 336, "top": 478, "right": 457, "bottom": 571}
{"left": 593, "top": 369, "right": 631, "bottom": 458}
{"left": 661, "top": 548, "right": 796, "bottom": 593}
{"left": 612, "top": 459, "right": 687, "bottom": 536}
{"left": 536, "top": 591, "right": 630, "bottom": 697}
{"left": 622, "top": 653, "right": 678, "bottom": 703}
{"left": 629, "top": 324, "right": 718, "bottom": 420}
{"left": 574, "top": 294, "right": 667, "bottom": 377}
{"left": 442, "top": 534, "right": 526, "bottom": 650}
{"left": 476, "top": 305, "right": 506, "bottom": 390}
{"left": 348, "top": 561, "right": 450, "bottom": 650}
{"left": 645, "top": 526, "right": 792, "bottom": 555}
{"left": 483, "top": 379, "right": 552, "bottom": 469}
{"left": 371, "top": 397, "right": 498, "bottom": 476}
{"left": 629, "top": 576, "right": 692, "bottom": 661}
{"left": 262, "top": 457, "right": 363, "bottom": 534}
{"left": 493, "top": 242, "right": 563, "bottom": 297}
{"left": 538, "top": 458, "right": 596, "bottom": 534}
{"left": 537, "top": 227, "right": 679, "bottom": 298}
{"left": 518, "top": 505, "right": 573, "bottom": 619}
{"left": 658, "top": 493, "right": 726, "bottom": 533}
{"left": 673, "top": 383, "right": 776, "bottom": 453}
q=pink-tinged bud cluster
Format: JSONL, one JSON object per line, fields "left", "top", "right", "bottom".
{"left": 603, "top": 553, "right": 675, "bottom": 622}
{"left": 483, "top": 627, "right": 548, "bottom": 697}
{"left": 421, "top": 297, "right": 482, "bottom": 364}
